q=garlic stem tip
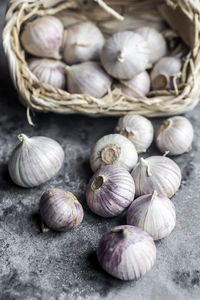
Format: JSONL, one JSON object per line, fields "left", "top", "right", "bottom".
{"left": 41, "top": 223, "right": 50, "bottom": 233}
{"left": 18, "top": 133, "right": 29, "bottom": 142}
{"left": 117, "top": 51, "right": 125, "bottom": 63}
{"left": 152, "top": 190, "right": 158, "bottom": 199}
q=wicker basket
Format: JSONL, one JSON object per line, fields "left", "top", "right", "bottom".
{"left": 3, "top": 0, "right": 200, "bottom": 119}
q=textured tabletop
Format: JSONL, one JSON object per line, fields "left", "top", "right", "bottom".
{"left": 0, "top": 1, "right": 200, "bottom": 299}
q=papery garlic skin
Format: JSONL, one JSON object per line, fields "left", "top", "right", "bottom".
{"left": 86, "top": 165, "right": 135, "bottom": 217}
{"left": 90, "top": 134, "right": 138, "bottom": 172}
{"left": 66, "top": 61, "right": 112, "bottom": 98}
{"left": 40, "top": 188, "right": 84, "bottom": 232}
{"left": 63, "top": 22, "right": 105, "bottom": 64}
{"left": 115, "top": 114, "right": 154, "bottom": 153}
{"left": 28, "top": 58, "right": 66, "bottom": 89}
{"left": 97, "top": 225, "right": 156, "bottom": 280}
{"left": 21, "top": 16, "right": 64, "bottom": 59}
{"left": 135, "top": 27, "right": 167, "bottom": 64}
{"left": 118, "top": 71, "right": 150, "bottom": 98}
{"left": 156, "top": 116, "right": 194, "bottom": 155}
{"left": 131, "top": 156, "right": 181, "bottom": 198}
{"left": 127, "top": 191, "right": 176, "bottom": 240}
{"left": 151, "top": 56, "right": 181, "bottom": 90}
{"left": 101, "top": 31, "right": 149, "bottom": 79}
{"left": 8, "top": 134, "right": 64, "bottom": 188}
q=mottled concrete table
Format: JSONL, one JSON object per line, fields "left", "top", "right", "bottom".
{"left": 0, "top": 1, "right": 200, "bottom": 299}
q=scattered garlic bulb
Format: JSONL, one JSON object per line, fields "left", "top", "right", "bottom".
{"left": 156, "top": 116, "right": 194, "bottom": 155}
{"left": 40, "top": 188, "right": 84, "bottom": 232}
{"left": 117, "top": 71, "right": 150, "bottom": 98}
{"left": 86, "top": 165, "right": 135, "bottom": 217}
{"left": 8, "top": 134, "right": 64, "bottom": 188}
{"left": 135, "top": 27, "right": 167, "bottom": 64}
{"left": 66, "top": 61, "right": 112, "bottom": 98}
{"left": 90, "top": 134, "right": 138, "bottom": 172}
{"left": 127, "top": 191, "right": 176, "bottom": 240}
{"left": 151, "top": 56, "right": 181, "bottom": 90}
{"left": 63, "top": 22, "right": 105, "bottom": 64}
{"left": 100, "top": 31, "right": 149, "bottom": 79}
{"left": 20, "top": 16, "right": 64, "bottom": 59}
{"left": 97, "top": 225, "right": 156, "bottom": 280}
{"left": 28, "top": 58, "right": 66, "bottom": 89}
{"left": 131, "top": 156, "right": 181, "bottom": 198}
{"left": 115, "top": 114, "right": 154, "bottom": 153}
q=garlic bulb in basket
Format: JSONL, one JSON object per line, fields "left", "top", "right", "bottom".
{"left": 20, "top": 16, "right": 64, "bottom": 59}
{"left": 8, "top": 134, "right": 64, "bottom": 188}
{"left": 115, "top": 114, "right": 154, "bottom": 153}
{"left": 66, "top": 61, "right": 112, "bottom": 98}
{"left": 156, "top": 116, "right": 194, "bottom": 155}
{"left": 63, "top": 22, "right": 105, "bottom": 64}
{"left": 151, "top": 56, "right": 181, "bottom": 90}
{"left": 127, "top": 191, "right": 176, "bottom": 240}
{"left": 28, "top": 58, "right": 66, "bottom": 89}
{"left": 135, "top": 27, "right": 167, "bottom": 64}
{"left": 131, "top": 156, "right": 181, "bottom": 198}
{"left": 100, "top": 31, "right": 149, "bottom": 79}
{"left": 90, "top": 134, "right": 138, "bottom": 172}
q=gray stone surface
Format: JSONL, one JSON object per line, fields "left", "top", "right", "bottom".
{"left": 0, "top": 1, "right": 200, "bottom": 299}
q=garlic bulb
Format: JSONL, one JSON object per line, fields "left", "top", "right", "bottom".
{"left": 28, "top": 58, "right": 66, "bottom": 89}
{"left": 118, "top": 71, "right": 150, "bottom": 98}
{"left": 131, "top": 156, "right": 181, "bottom": 198}
{"left": 97, "top": 225, "right": 156, "bottom": 280}
{"left": 8, "top": 134, "right": 64, "bottom": 188}
{"left": 115, "top": 114, "right": 154, "bottom": 153}
{"left": 20, "top": 16, "right": 64, "bottom": 59}
{"left": 135, "top": 27, "right": 167, "bottom": 64}
{"left": 40, "top": 188, "right": 84, "bottom": 232}
{"left": 63, "top": 22, "right": 105, "bottom": 64}
{"left": 156, "top": 116, "right": 194, "bottom": 155}
{"left": 127, "top": 191, "right": 176, "bottom": 240}
{"left": 66, "top": 61, "right": 112, "bottom": 98}
{"left": 100, "top": 31, "right": 149, "bottom": 79}
{"left": 90, "top": 134, "right": 138, "bottom": 172}
{"left": 86, "top": 165, "right": 135, "bottom": 217}
{"left": 151, "top": 56, "right": 181, "bottom": 90}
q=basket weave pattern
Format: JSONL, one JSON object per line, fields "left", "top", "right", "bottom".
{"left": 3, "top": 0, "right": 200, "bottom": 117}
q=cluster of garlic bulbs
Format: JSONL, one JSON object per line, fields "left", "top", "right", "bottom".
{"left": 20, "top": 13, "right": 183, "bottom": 98}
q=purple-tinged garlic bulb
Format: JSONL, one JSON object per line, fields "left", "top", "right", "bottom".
{"left": 63, "top": 22, "right": 105, "bottom": 64}
{"left": 97, "top": 225, "right": 156, "bottom": 280}
{"left": 115, "top": 114, "right": 154, "bottom": 153}
{"left": 20, "top": 16, "right": 64, "bottom": 59}
{"left": 135, "top": 27, "right": 167, "bottom": 64}
{"left": 131, "top": 156, "right": 181, "bottom": 198}
{"left": 40, "top": 188, "right": 84, "bottom": 232}
{"left": 90, "top": 134, "right": 138, "bottom": 172}
{"left": 156, "top": 116, "right": 194, "bottom": 156}
{"left": 86, "top": 165, "right": 135, "bottom": 217}
{"left": 127, "top": 191, "right": 176, "bottom": 240}
{"left": 100, "top": 31, "right": 149, "bottom": 79}
{"left": 151, "top": 56, "right": 181, "bottom": 90}
{"left": 118, "top": 71, "right": 150, "bottom": 98}
{"left": 28, "top": 58, "right": 66, "bottom": 89}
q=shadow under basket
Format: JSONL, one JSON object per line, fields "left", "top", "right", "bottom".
{"left": 3, "top": 0, "right": 200, "bottom": 118}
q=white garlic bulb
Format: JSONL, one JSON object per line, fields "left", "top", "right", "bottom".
{"left": 63, "top": 22, "right": 105, "bottom": 64}
{"left": 131, "top": 156, "right": 181, "bottom": 198}
{"left": 66, "top": 61, "right": 112, "bottom": 98}
{"left": 156, "top": 116, "right": 194, "bottom": 155}
{"left": 127, "top": 191, "right": 176, "bottom": 240}
{"left": 151, "top": 56, "right": 181, "bottom": 90}
{"left": 118, "top": 71, "right": 150, "bottom": 98}
{"left": 90, "top": 134, "right": 138, "bottom": 172}
{"left": 8, "top": 134, "right": 65, "bottom": 188}
{"left": 20, "top": 16, "right": 64, "bottom": 59}
{"left": 135, "top": 27, "right": 167, "bottom": 64}
{"left": 115, "top": 114, "right": 154, "bottom": 153}
{"left": 100, "top": 31, "right": 149, "bottom": 79}
{"left": 28, "top": 58, "right": 66, "bottom": 89}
